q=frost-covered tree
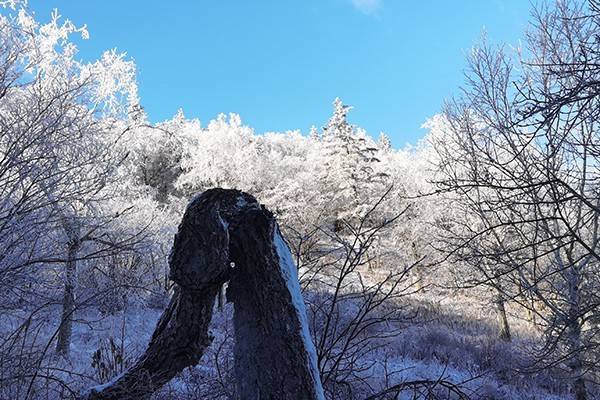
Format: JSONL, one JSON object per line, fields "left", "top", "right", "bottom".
{"left": 0, "top": 3, "right": 147, "bottom": 359}
{"left": 177, "top": 113, "right": 260, "bottom": 193}
{"left": 378, "top": 132, "right": 392, "bottom": 152}
{"left": 125, "top": 109, "right": 197, "bottom": 203}
{"left": 318, "top": 98, "right": 389, "bottom": 229}
{"left": 425, "top": 115, "right": 520, "bottom": 341}
{"left": 432, "top": 1, "right": 600, "bottom": 397}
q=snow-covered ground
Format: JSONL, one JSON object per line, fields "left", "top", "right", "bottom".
{"left": 0, "top": 286, "right": 578, "bottom": 400}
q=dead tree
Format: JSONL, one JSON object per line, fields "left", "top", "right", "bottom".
{"left": 86, "top": 188, "right": 324, "bottom": 400}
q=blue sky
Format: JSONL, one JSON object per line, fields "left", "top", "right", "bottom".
{"left": 28, "top": 0, "right": 532, "bottom": 147}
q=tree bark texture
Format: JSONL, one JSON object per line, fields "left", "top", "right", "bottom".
{"left": 225, "top": 193, "right": 323, "bottom": 400}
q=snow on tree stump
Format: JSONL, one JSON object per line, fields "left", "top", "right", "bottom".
{"left": 85, "top": 189, "right": 324, "bottom": 400}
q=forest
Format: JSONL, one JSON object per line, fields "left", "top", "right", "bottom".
{"left": 1, "top": 0, "right": 600, "bottom": 399}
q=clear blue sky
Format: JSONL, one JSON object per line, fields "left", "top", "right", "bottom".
{"left": 28, "top": 0, "right": 532, "bottom": 147}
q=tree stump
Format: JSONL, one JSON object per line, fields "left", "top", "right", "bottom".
{"left": 86, "top": 189, "right": 324, "bottom": 400}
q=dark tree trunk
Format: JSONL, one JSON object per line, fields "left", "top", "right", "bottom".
{"left": 86, "top": 189, "right": 324, "bottom": 400}
{"left": 226, "top": 196, "right": 324, "bottom": 400}
{"left": 494, "top": 290, "right": 511, "bottom": 342}
{"left": 568, "top": 318, "right": 587, "bottom": 400}
{"left": 56, "top": 241, "right": 80, "bottom": 358}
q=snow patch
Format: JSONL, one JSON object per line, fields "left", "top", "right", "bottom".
{"left": 216, "top": 209, "right": 229, "bottom": 230}
{"left": 85, "top": 370, "right": 126, "bottom": 396}
{"left": 273, "top": 228, "right": 325, "bottom": 400}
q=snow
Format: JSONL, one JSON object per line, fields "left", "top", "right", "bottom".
{"left": 85, "top": 371, "right": 125, "bottom": 395}
{"left": 216, "top": 209, "right": 229, "bottom": 230}
{"left": 0, "top": 3, "right": 596, "bottom": 398}
{"left": 273, "top": 228, "right": 325, "bottom": 400}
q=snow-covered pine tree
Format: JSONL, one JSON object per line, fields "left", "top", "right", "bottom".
{"left": 378, "top": 132, "right": 392, "bottom": 152}
{"left": 309, "top": 125, "right": 320, "bottom": 141}
{"left": 319, "top": 98, "right": 388, "bottom": 230}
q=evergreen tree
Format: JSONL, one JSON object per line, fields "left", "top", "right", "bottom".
{"left": 378, "top": 132, "right": 392, "bottom": 152}
{"left": 319, "top": 98, "right": 387, "bottom": 229}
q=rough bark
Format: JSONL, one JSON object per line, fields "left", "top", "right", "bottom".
{"left": 226, "top": 194, "right": 323, "bottom": 400}
{"left": 85, "top": 189, "right": 324, "bottom": 400}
